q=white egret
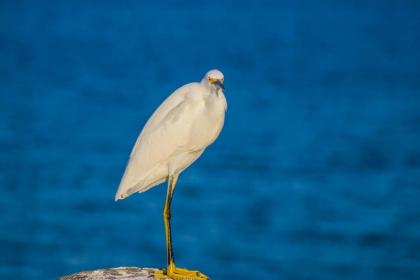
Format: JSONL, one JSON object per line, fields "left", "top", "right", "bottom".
{"left": 115, "top": 69, "right": 227, "bottom": 280}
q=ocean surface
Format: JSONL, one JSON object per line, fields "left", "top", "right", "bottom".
{"left": 1, "top": 1, "right": 420, "bottom": 279}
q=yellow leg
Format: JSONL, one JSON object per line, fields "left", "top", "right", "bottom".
{"left": 154, "top": 175, "right": 209, "bottom": 280}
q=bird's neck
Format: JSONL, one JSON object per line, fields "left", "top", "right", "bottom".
{"left": 200, "top": 80, "right": 212, "bottom": 91}
{"left": 206, "top": 87, "right": 227, "bottom": 112}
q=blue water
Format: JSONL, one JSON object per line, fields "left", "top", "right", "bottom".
{"left": 1, "top": 1, "right": 420, "bottom": 279}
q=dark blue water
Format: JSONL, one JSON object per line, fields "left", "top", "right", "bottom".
{"left": 1, "top": 1, "right": 420, "bottom": 279}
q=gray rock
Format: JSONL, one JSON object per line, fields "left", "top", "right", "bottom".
{"left": 60, "top": 267, "right": 171, "bottom": 280}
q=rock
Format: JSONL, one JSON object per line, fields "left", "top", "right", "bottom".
{"left": 60, "top": 267, "right": 171, "bottom": 280}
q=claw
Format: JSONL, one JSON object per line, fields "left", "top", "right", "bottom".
{"left": 154, "top": 266, "right": 209, "bottom": 280}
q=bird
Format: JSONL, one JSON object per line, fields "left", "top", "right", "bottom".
{"left": 115, "top": 69, "right": 227, "bottom": 280}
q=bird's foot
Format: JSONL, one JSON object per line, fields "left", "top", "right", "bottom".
{"left": 154, "top": 265, "right": 209, "bottom": 280}
{"left": 168, "top": 266, "right": 209, "bottom": 280}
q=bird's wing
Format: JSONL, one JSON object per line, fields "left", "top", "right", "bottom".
{"left": 116, "top": 83, "right": 200, "bottom": 200}
{"left": 130, "top": 84, "right": 190, "bottom": 157}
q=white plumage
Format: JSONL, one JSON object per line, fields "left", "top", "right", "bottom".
{"left": 115, "top": 69, "right": 227, "bottom": 201}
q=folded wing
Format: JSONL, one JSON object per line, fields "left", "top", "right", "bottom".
{"left": 115, "top": 84, "right": 198, "bottom": 200}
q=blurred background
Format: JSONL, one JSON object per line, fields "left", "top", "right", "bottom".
{"left": 1, "top": 0, "right": 420, "bottom": 279}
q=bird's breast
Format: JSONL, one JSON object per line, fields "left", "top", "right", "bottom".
{"left": 187, "top": 93, "right": 226, "bottom": 151}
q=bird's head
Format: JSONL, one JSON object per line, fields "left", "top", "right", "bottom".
{"left": 202, "top": 69, "right": 224, "bottom": 93}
